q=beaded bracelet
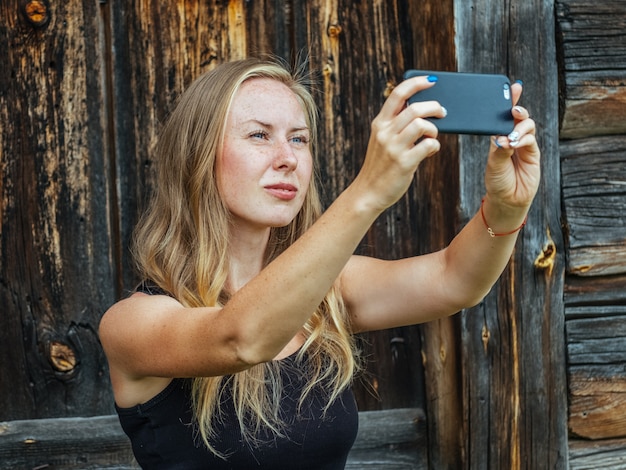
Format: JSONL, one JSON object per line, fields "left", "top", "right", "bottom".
{"left": 480, "top": 198, "right": 528, "bottom": 237}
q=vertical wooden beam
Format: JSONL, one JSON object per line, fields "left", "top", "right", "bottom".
{"left": 455, "top": 0, "right": 568, "bottom": 468}
{"left": 0, "top": 0, "right": 116, "bottom": 419}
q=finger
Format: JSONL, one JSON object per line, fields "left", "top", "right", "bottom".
{"left": 510, "top": 80, "right": 523, "bottom": 106}
{"left": 512, "top": 105, "right": 529, "bottom": 122}
{"left": 408, "top": 101, "right": 448, "bottom": 120}
{"left": 391, "top": 100, "right": 445, "bottom": 132}
{"left": 414, "top": 137, "right": 441, "bottom": 161}
{"left": 397, "top": 115, "right": 439, "bottom": 147}
{"left": 492, "top": 112, "right": 536, "bottom": 147}
{"left": 492, "top": 119, "right": 536, "bottom": 150}
{"left": 511, "top": 117, "right": 536, "bottom": 140}
{"left": 509, "top": 133, "right": 538, "bottom": 153}
{"left": 379, "top": 75, "right": 438, "bottom": 120}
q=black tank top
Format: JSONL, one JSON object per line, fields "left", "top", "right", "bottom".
{"left": 115, "top": 284, "right": 359, "bottom": 468}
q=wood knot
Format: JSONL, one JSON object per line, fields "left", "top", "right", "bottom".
{"left": 383, "top": 81, "right": 395, "bottom": 98}
{"left": 20, "top": 0, "right": 50, "bottom": 28}
{"left": 327, "top": 24, "right": 343, "bottom": 37}
{"left": 481, "top": 324, "right": 490, "bottom": 353}
{"left": 48, "top": 341, "right": 77, "bottom": 372}
{"left": 534, "top": 228, "right": 556, "bottom": 276}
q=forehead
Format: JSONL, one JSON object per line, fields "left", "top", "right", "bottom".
{"left": 229, "top": 77, "right": 307, "bottom": 125}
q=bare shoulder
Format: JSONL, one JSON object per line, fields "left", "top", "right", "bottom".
{"left": 99, "top": 291, "right": 243, "bottom": 401}
{"left": 99, "top": 292, "right": 182, "bottom": 357}
{"left": 99, "top": 293, "right": 181, "bottom": 407}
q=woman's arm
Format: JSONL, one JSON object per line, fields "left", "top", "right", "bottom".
{"left": 343, "top": 84, "right": 541, "bottom": 333}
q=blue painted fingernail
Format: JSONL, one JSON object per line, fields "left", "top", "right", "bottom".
{"left": 441, "top": 106, "right": 447, "bottom": 117}
{"left": 427, "top": 75, "right": 438, "bottom": 83}
{"left": 515, "top": 79, "right": 523, "bottom": 85}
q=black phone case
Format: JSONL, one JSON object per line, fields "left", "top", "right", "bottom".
{"left": 403, "top": 70, "right": 514, "bottom": 136}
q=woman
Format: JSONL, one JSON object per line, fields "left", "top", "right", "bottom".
{"left": 99, "top": 57, "right": 540, "bottom": 469}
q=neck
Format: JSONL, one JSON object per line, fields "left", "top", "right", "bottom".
{"left": 226, "top": 225, "right": 271, "bottom": 293}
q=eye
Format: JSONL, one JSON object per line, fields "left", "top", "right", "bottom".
{"left": 249, "top": 130, "right": 269, "bottom": 140}
{"left": 290, "top": 134, "right": 310, "bottom": 145}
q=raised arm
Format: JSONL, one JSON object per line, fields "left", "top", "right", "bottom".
{"left": 343, "top": 82, "right": 541, "bottom": 332}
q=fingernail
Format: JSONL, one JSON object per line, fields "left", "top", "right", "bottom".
{"left": 441, "top": 106, "right": 447, "bottom": 117}
{"left": 493, "top": 136, "right": 505, "bottom": 148}
{"left": 513, "top": 106, "right": 523, "bottom": 114}
{"left": 508, "top": 131, "right": 520, "bottom": 142}
{"left": 509, "top": 140, "right": 519, "bottom": 147}
{"left": 515, "top": 79, "right": 523, "bottom": 85}
{"left": 427, "top": 75, "right": 438, "bottom": 83}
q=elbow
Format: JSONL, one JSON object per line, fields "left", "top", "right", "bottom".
{"left": 459, "top": 287, "right": 492, "bottom": 311}
{"left": 444, "top": 286, "right": 491, "bottom": 314}
{"left": 234, "top": 344, "right": 275, "bottom": 370}
{"left": 231, "top": 333, "right": 280, "bottom": 370}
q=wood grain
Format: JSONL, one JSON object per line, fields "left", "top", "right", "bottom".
{"left": 556, "top": 0, "right": 626, "bottom": 139}
{"left": 0, "top": 0, "right": 116, "bottom": 420}
{"left": 560, "top": 136, "right": 626, "bottom": 276}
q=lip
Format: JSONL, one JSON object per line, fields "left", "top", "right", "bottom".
{"left": 264, "top": 183, "right": 298, "bottom": 201}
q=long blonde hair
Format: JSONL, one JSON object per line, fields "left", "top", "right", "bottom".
{"left": 131, "top": 57, "right": 359, "bottom": 455}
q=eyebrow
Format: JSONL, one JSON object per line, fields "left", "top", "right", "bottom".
{"left": 242, "top": 119, "right": 309, "bottom": 133}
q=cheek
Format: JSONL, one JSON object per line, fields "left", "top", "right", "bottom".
{"left": 300, "top": 155, "right": 314, "bottom": 187}
{"left": 217, "top": 143, "right": 246, "bottom": 192}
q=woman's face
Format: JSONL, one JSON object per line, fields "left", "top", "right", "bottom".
{"left": 217, "top": 78, "right": 313, "bottom": 234}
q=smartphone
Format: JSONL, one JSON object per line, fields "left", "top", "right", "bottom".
{"left": 403, "top": 70, "right": 515, "bottom": 135}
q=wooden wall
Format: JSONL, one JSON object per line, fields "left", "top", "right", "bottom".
{"left": 556, "top": 1, "right": 626, "bottom": 467}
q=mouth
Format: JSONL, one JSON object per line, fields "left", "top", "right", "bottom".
{"left": 264, "top": 183, "right": 298, "bottom": 201}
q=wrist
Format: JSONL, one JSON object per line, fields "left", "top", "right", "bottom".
{"left": 480, "top": 196, "right": 529, "bottom": 237}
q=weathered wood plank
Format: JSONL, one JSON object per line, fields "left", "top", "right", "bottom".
{"left": 565, "top": 274, "right": 626, "bottom": 440}
{"left": 556, "top": 0, "right": 626, "bottom": 138}
{"left": 569, "top": 388, "right": 626, "bottom": 439}
{"left": 569, "top": 438, "right": 626, "bottom": 470}
{"left": 567, "top": 317, "right": 626, "bottom": 364}
{"left": 347, "top": 408, "right": 428, "bottom": 469}
{"left": 565, "top": 274, "right": 626, "bottom": 309}
{"left": 455, "top": 0, "right": 568, "bottom": 468}
{"left": 0, "top": 415, "right": 137, "bottom": 469}
{"left": 560, "top": 136, "right": 626, "bottom": 276}
{"left": 567, "top": 324, "right": 626, "bottom": 439}
{"left": 0, "top": 409, "right": 426, "bottom": 470}
{"left": 0, "top": 0, "right": 117, "bottom": 420}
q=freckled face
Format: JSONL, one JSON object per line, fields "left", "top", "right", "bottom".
{"left": 217, "top": 78, "right": 313, "bottom": 233}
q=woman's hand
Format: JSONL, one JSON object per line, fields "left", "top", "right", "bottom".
{"left": 484, "top": 82, "right": 541, "bottom": 215}
{"left": 351, "top": 75, "right": 446, "bottom": 213}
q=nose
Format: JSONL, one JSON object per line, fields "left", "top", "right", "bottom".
{"left": 272, "top": 141, "right": 298, "bottom": 171}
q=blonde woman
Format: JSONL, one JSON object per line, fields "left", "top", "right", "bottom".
{"left": 99, "top": 57, "right": 540, "bottom": 469}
